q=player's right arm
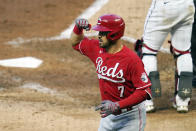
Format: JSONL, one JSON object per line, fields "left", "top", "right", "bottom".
{"left": 70, "top": 19, "right": 91, "bottom": 46}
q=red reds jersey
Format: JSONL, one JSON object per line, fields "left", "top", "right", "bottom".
{"left": 73, "top": 37, "right": 151, "bottom": 102}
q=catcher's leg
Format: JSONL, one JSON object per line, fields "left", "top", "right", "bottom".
{"left": 170, "top": 19, "right": 194, "bottom": 112}
{"left": 142, "top": 45, "right": 161, "bottom": 113}
{"left": 172, "top": 48, "right": 193, "bottom": 113}
{"left": 142, "top": 3, "right": 171, "bottom": 112}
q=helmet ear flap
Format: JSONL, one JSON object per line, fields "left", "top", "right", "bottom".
{"left": 107, "top": 32, "right": 117, "bottom": 41}
{"left": 107, "top": 29, "right": 124, "bottom": 41}
{"left": 106, "top": 32, "right": 114, "bottom": 41}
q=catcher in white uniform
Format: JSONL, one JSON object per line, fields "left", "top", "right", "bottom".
{"left": 135, "top": 0, "right": 195, "bottom": 113}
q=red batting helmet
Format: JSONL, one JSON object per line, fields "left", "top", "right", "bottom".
{"left": 92, "top": 14, "right": 125, "bottom": 41}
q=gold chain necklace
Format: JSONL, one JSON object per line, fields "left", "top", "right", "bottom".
{"left": 114, "top": 45, "right": 123, "bottom": 54}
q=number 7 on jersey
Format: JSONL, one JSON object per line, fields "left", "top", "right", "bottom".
{"left": 118, "top": 86, "right": 125, "bottom": 97}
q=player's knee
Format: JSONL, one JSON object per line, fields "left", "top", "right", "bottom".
{"left": 142, "top": 46, "right": 158, "bottom": 75}
{"left": 176, "top": 53, "right": 193, "bottom": 75}
{"left": 177, "top": 72, "right": 193, "bottom": 99}
{"left": 148, "top": 71, "right": 161, "bottom": 97}
{"left": 142, "top": 56, "right": 157, "bottom": 75}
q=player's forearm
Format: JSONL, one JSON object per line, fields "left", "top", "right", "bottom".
{"left": 118, "top": 89, "right": 148, "bottom": 109}
{"left": 70, "top": 25, "right": 85, "bottom": 46}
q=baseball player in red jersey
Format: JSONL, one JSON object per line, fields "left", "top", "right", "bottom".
{"left": 135, "top": 0, "right": 195, "bottom": 113}
{"left": 70, "top": 14, "right": 152, "bottom": 131}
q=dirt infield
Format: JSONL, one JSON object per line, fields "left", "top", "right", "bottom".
{"left": 0, "top": 0, "right": 196, "bottom": 131}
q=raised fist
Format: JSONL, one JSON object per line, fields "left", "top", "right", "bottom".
{"left": 75, "top": 18, "right": 91, "bottom": 31}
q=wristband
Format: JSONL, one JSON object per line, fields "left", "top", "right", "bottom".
{"left": 73, "top": 25, "right": 83, "bottom": 35}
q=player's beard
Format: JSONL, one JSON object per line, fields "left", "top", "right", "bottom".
{"left": 99, "top": 39, "right": 116, "bottom": 50}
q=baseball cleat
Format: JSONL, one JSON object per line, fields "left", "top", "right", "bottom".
{"left": 176, "top": 106, "right": 188, "bottom": 113}
{"left": 172, "top": 102, "right": 188, "bottom": 113}
{"left": 174, "top": 95, "right": 190, "bottom": 113}
{"left": 145, "top": 100, "right": 156, "bottom": 113}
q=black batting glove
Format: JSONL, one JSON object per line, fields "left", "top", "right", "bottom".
{"left": 95, "top": 100, "right": 120, "bottom": 118}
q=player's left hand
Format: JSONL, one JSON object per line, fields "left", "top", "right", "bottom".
{"left": 95, "top": 100, "right": 120, "bottom": 118}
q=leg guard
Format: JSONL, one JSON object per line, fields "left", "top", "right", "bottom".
{"left": 148, "top": 71, "right": 161, "bottom": 97}
{"left": 177, "top": 72, "right": 193, "bottom": 99}
{"left": 172, "top": 47, "right": 193, "bottom": 94}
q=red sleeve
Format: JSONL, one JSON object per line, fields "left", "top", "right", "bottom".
{"left": 118, "top": 89, "right": 148, "bottom": 108}
{"left": 72, "top": 37, "right": 99, "bottom": 61}
{"left": 118, "top": 87, "right": 152, "bottom": 108}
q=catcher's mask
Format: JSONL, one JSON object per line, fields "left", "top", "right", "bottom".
{"left": 92, "top": 14, "right": 125, "bottom": 41}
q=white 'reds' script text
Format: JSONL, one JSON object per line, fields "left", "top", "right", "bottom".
{"left": 96, "top": 57, "right": 125, "bottom": 83}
